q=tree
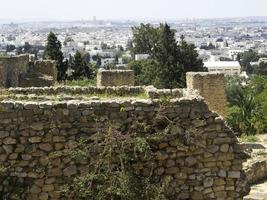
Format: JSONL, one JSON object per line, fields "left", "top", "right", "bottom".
{"left": 253, "top": 62, "right": 267, "bottom": 75}
{"left": 130, "top": 23, "right": 206, "bottom": 88}
{"left": 128, "top": 59, "right": 160, "bottom": 86}
{"left": 6, "top": 44, "right": 16, "bottom": 52}
{"left": 131, "top": 23, "right": 158, "bottom": 55}
{"left": 153, "top": 23, "right": 181, "bottom": 88}
{"left": 237, "top": 49, "right": 259, "bottom": 74}
{"left": 101, "top": 42, "right": 108, "bottom": 50}
{"left": 44, "top": 32, "right": 66, "bottom": 81}
{"left": 178, "top": 35, "right": 206, "bottom": 74}
{"left": 71, "top": 51, "right": 94, "bottom": 80}
{"left": 226, "top": 76, "right": 266, "bottom": 135}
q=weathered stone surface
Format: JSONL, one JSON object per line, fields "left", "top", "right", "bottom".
{"left": 0, "top": 55, "right": 57, "bottom": 88}
{"left": 186, "top": 72, "right": 227, "bottom": 116}
{"left": 0, "top": 85, "right": 248, "bottom": 199}
{"left": 220, "top": 144, "right": 229, "bottom": 153}
{"left": 29, "top": 137, "right": 42, "bottom": 143}
{"left": 63, "top": 165, "right": 77, "bottom": 177}
{"left": 185, "top": 156, "right": 197, "bottom": 167}
{"left": 97, "top": 70, "right": 134, "bottom": 87}
{"left": 3, "top": 138, "right": 16, "bottom": 145}
{"left": 228, "top": 171, "right": 241, "bottom": 178}
{"left": 39, "top": 192, "right": 49, "bottom": 200}
{"left": 31, "top": 122, "right": 44, "bottom": 131}
{"left": 39, "top": 143, "right": 53, "bottom": 152}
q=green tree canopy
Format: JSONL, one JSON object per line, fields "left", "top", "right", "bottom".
{"left": 237, "top": 49, "right": 259, "bottom": 74}
{"left": 130, "top": 23, "right": 206, "bottom": 88}
{"left": 131, "top": 23, "right": 158, "bottom": 55}
{"left": 44, "top": 32, "right": 66, "bottom": 81}
{"left": 70, "top": 51, "right": 95, "bottom": 80}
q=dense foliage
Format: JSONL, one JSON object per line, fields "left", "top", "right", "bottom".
{"left": 68, "top": 51, "right": 96, "bottom": 80}
{"left": 44, "top": 32, "right": 67, "bottom": 81}
{"left": 129, "top": 23, "right": 206, "bottom": 88}
{"left": 51, "top": 106, "right": 178, "bottom": 200}
{"left": 226, "top": 75, "right": 267, "bottom": 135}
{"left": 237, "top": 49, "right": 267, "bottom": 75}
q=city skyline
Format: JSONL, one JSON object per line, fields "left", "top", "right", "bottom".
{"left": 1, "top": 0, "right": 267, "bottom": 22}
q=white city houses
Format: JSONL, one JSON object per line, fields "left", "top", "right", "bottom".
{"left": 204, "top": 61, "right": 241, "bottom": 76}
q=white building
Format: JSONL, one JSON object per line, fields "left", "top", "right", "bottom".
{"left": 228, "top": 50, "right": 244, "bottom": 60}
{"left": 204, "top": 61, "right": 241, "bottom": 76}
{"left": 135, "top": 54, "right": 150, "bottom": 61}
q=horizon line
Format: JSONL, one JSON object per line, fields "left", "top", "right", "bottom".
{"left": 1, "top": 15, "right": 267, "bottom": 24}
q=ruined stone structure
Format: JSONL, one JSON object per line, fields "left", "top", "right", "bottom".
{"left": 0, "top": 84, "right": 248, "bottom": 199}
{"left": 0, "top": 55, "right": 57, "bottom": 88}
{"left": 0, "top": 55, "right": 29, "bottom": 87}
{"left": 186, "top": 72, "right": 227, "bottom": 116}
{"left": 19, "top": 60, "right": 57, "bottom": 87}
{"left": 97, "top": 69, "right": 134, "bottom": 87}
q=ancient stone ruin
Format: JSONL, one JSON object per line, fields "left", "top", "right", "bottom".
{"left": 0, "top": 55, "right": 57, "bottom": 88}
{"left": 97, "top": 69, "right": 135, "bottom": 87}
{"left": 0, "top": 72, "right": 249, "bottom": 199}
{"left": 186, "top": 72, "right": 227, "bottom": 116}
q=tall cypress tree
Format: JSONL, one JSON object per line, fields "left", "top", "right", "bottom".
{"left": 71, "top": 51, "right": 94, "bottom": 80}
{"left": 178, "top": 35, "right": 206, "bottom": 73}
{"left": 153, "top": 23, "right": 182, "bottom": 89}
{"left": 45, "top": 32, "right": 66, "bottom": 81}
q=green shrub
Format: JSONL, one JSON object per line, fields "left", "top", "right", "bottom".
{"left": 226, "top": 75, "right": 267, "bottom": 135}
{"left": 61, "top": 78, "right": 96, "bottom": 87}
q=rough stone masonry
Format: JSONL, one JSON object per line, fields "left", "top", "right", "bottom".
{"left": 0, "top": 55, "right": 57, "bottom": 88}
{"left": 97, "top": 69, "right": 135, "bottom": 87}
{"left": 0, "top": 83, "right": 249, "bottom": 199}
{"left": 186, "top": 72, "right": 227, "bottom": 116}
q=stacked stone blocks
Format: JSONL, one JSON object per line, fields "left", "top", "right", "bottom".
{"left": 186, "top": 72, "right": 227, "bottom": 116}
{"left": 0, "top": 95, "right": 248, "bottom": 199}
{"left": 0, "top": 55, "right": 57, "bottom": 88}
{"left": 97, "top": 70, "right": 135, "bottom": 87}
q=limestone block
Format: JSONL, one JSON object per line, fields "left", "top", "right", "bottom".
{"left": 97, "top": 70, "right": 134, "bottom": 87}
{"left": 186, "top": 72, "right": 227, "bottom": 116}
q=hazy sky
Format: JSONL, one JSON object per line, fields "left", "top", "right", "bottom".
{"left": 1, "top": 0, "right": 267, "bottom": 21}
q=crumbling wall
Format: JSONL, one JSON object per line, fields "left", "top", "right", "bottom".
{"left": 0, "top": 55, "right": 57, "bottom": 88}
{"left": 31, "top": 60, "right": 57, "bottom": 80}
{"left": 0, "top": 96, "right": 248, "bottom": 199}
{"left": 97, "top": 70, "right": 134, "bottom": 87}
{"left": 186, "top": 72, "right": 227, "bottom": 116}
{"left": 19, "top": 60, "right": 57, "bottom": 87}
{"left": 0, "top": 55, "right": 29, "bottom": 88}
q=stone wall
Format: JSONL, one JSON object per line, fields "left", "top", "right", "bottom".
{"left": 7, "top": 86, "right": 145, "bottom": 97}
{"left": 97, "top": 70, "right": 135, "bottom": 87}
{"left": 186, "top": 72, "right": 227, "bottom": 116}
{"left": 31, "top": 60, "right": 57, "bottom": 80}
{"left": 0, "top": 55, "right": 57, "bottom": 88}
{"left": 0, "top": 55, "right": 29, "bottom": 88}
{"left": 19, "top": 60, "right": 57, "bottom": 87}
{"left": 0, "top": 95, "right": 248, "bottom": 199}
{"left": 245, "top": 158, "right": 267, "bottom": 185}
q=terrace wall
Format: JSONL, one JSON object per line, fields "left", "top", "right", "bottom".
{"left": 0, "top": 96, "right": 248, "bottom": 199}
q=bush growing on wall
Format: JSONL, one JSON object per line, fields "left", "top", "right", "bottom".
{"left": 51, "top": 108, "right": 175, "bottom": 200}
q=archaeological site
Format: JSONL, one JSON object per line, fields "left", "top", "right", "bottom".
{"left": 0, "top": 63, "right": 258, "bottom": 200}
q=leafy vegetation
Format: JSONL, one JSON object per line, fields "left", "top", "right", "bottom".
{"left": 44, "top": 32, "right": 67, "bottom": 81}
{"left": 226, "top": 75, "right": 267, "bottom": 136}
{"left": 237, "top": 49, "right": 267, "bottom": 75}
{"left": 62, "top": 78, "right": 96, "bottom": 87}
{"left": 129, "top": 23, "right": 206, "bottom": 88}
{"left": 67, "top": 51, "right": 96, "bottom": 80}
{"left": 50, "top": 106, "right": 184, "bottom": 200}
{"left": 240, "top": 134, "right": 259, "bottom": 143}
